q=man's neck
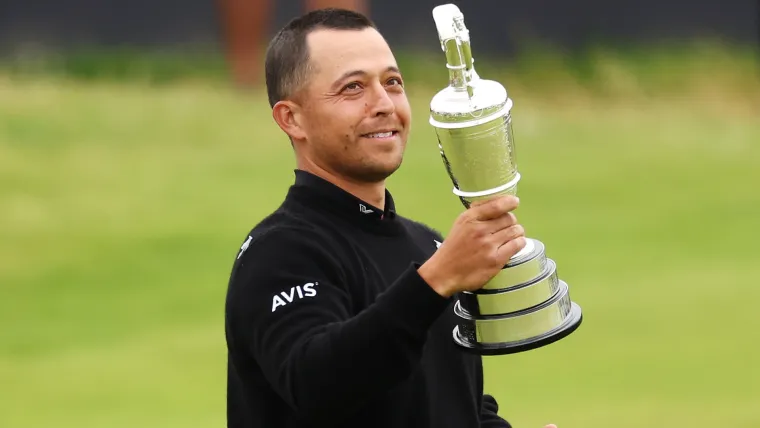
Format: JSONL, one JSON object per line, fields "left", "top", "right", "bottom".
{"left": 297, "top": 163, "right": 386, "bottom": 209}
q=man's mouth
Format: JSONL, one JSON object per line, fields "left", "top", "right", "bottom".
{"left": 362, "top": 131, "right": 398, "bottom": 139}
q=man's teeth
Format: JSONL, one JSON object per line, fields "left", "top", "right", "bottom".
{"left": 365, "top": 132, "right": 393, "bottom": 138}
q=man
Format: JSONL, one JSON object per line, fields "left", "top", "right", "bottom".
{"left": 224, "top": 8, "right": 558, "bottom": 428}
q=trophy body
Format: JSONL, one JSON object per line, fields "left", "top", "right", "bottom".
{"left": 429, "top": 4, "right": 582, "bottom": 355}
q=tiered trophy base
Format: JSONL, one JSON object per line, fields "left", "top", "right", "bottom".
{"left": 451, "top": 238, "right": 583, "bottom": 355}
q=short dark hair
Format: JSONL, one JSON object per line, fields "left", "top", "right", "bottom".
{"left": 264, "top": 8, "right": 376, "bottom": 108}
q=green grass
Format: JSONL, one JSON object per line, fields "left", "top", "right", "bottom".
{"left": 1, "top": 46, "right": 759, "bottom": 427}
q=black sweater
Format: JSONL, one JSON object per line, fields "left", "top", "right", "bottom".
{"left": 224, "top": 169, "right": 511, "bottom": 428}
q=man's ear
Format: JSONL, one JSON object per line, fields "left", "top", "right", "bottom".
{"left": 272, "top": 100, "right": 307, "bottom": 141}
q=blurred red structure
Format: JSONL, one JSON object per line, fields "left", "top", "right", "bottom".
{"left": 218, "top": 0, "right": 369, "bottom": 88}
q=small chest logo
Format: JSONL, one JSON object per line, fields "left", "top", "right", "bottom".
{"left": 359, "top": 204, "right": 374, "bottom": 214}
{"left": 271, "top": 282, "right": 318, "bottom": 312}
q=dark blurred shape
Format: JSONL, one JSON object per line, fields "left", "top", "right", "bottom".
{"left": 0, "top": 0, "right": 756, "bottom": 85}
{"left": 217, "top": 0, "right": 271, "bottom": 88}
{"left": 216, "top": 0, "right": 369, "bottom": 88}
{"left": 0, "top": 0, "right": 755, "bottom": 54}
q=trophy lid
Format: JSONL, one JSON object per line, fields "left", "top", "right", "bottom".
{"left": 429, "top": 79, "right": 512, "bottom": 129}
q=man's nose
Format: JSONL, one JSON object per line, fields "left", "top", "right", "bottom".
{"left": 367, "top": 84, "right": 396, "bottom": 116}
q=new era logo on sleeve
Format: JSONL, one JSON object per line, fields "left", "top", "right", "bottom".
{"left": 434, "top": 239, "right": 442, "bottom": 249}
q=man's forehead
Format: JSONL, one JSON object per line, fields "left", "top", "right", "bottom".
{"left": 306, "top": 28, "right": 397, "bottom": 77}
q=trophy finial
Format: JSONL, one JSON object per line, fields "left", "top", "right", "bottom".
{"left": 432, "top": 4, "right": 462, "bottom": 46}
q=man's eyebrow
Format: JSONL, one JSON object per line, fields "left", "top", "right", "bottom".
{"left": 331, "top": 66, "right": 402, "bottom": 89}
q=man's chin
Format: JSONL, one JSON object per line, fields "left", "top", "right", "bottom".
{"left": 346, "top": 160, "right": 403, "bottom": 184}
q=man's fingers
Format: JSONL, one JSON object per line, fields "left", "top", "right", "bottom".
{"left": 496, "top": 236, "right": 527, "bottom": 262}
{"left": 491, "top": 224, "right": 524, "bottom": 246}
{"left": 471, "top": 196, "right": 519, "bottom": 221}
{"left": 488, "top": 212, "right": 517, "bottom": 233}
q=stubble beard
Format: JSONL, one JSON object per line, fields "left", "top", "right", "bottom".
{"left": 334, "top": 151, "right": 404, "bottom": 184}
{"left": 328, "top": 139, "right": 405, "bottom": 184}
{"left": 305, "top": 130, "right": 407, "bottom": 184}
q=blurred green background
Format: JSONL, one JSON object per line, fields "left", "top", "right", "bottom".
{"left": 1, "top": 42, "right": 759, "bottom": 428}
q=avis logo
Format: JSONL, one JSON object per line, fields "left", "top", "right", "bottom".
{"left": 271, "top": 282, "right": 317, "bottom": 312}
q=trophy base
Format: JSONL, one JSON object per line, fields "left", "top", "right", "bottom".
{"left": 450, "top": 237, "right": 583, "bottom": 356}
{"left": 452, "top": 302, "right": 582, "bottom": 355}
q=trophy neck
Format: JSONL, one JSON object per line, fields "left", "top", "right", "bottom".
{"left": 434, "top": 4, "right": 478, "bottom": 98}
{"left": 442, "top": 38, "right": 468, "bottom": 92}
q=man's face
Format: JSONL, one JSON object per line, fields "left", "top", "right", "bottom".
{"left": 289, "top": 27, "right": 412, "bottom": 183}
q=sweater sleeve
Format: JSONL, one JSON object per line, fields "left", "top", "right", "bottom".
{"left": 480, "top": 394, "right": 512, "bottom": 428}
{"left": 225, "top": 226, "right": 452, "bottom": 422}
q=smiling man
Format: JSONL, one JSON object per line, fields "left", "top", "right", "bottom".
{"left": 267, "top": 13, "right": 410, "bottom": 206}
{"left": 224, "top": 7, "right": 557, "bottom": 428}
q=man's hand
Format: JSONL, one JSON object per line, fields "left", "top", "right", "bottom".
{"left": 544, "top": 424, "right": 558, "bottom": 428}
{"left": 418, "top": 195, "right": 526, "bottom": 298}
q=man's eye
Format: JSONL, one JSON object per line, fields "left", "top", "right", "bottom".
{"left": 343, "top": 82, "right": 361, "bottom": 91}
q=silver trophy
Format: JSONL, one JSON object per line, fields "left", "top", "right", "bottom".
{"left": 429, "top": 4, "right": 583, "bottom": 355}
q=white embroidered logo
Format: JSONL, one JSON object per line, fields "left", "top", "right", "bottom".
{"left": 237, "top": 235, "right": 252, "bottom": 259}
{"left": 359, "top": 204, "right": 374, "bottom": 214}
{"left": 271, "top": 282, "right": 318, "bottom": 312}
{"left": 434, "top": 239, "right": 442, "bottom": 249}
